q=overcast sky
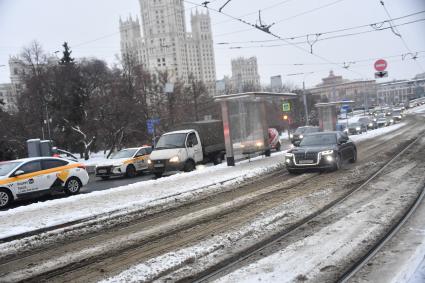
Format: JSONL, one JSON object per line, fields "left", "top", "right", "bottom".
{"left": 1, "top": 0, "right": 424, "bottom": 87}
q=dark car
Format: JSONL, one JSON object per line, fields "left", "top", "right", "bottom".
{"left": 376, "top": 117, "right": 388, "bottom": 127}
{"left": 358, "top": 116, "right": 376, "bottom": 130}
{"left": 391, "top": 109, "right": 403, "bottom": 122}
{"left": 347, "top": 122, "right": 366, "bottom": 135}
{"left": 289, "top": 126, "right": 320, "bottom": 144}
{"left": 285, "top": 132, "right": 357, "bottom": 173}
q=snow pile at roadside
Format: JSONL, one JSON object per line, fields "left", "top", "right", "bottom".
{"left": 0, "top": 152, "right": 285, "bottom": 239}
{"left": 78, "top": 151, "right": 108, "bottom": 166}
{"left": 349, "top": 122, "right": 406, "bottom": 142}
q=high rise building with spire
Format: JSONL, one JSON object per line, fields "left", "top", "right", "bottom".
{"left": 119, "top": 0, "right": 216, "bottom": 90}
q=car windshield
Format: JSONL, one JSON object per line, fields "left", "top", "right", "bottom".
{"left": 109, "top": 149, "right": 138, "bottom": 159}
{"left": 155, "top": 133, "right": 187, "bottom": 149}
{"left": 349, "top": 123, "right": 361, "bottom": 127}
{"left": 295, "top": 127, "right": 308, "bottom": 134}
{"left": 299, "top": 133, "right": 337, "bottom": 146}
{"left": 0, "top": 161, "right": 21, "bottom": 176}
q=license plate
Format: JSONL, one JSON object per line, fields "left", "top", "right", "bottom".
{"left": 299, "top": 160, "right": 314, "bottom": 164}
{"left": 154, "top": 164, "right": 164, "bottom": 168}
{"left": 98, "top": 169, "right": 107, "bottom": 173}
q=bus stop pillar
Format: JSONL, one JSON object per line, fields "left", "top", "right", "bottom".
{"left": 220, "top": 100, "right": 235, "bottom": 166}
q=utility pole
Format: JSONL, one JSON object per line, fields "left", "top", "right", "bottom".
{"left": 303, "top": 81, "right": 309, "bottom": 125}
{"left": 287, "top": 72, "right": 314, "bottom": 126}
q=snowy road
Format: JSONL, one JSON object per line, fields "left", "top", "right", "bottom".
{"left": 0, "top": 110, "right": 424, "bottom": 283}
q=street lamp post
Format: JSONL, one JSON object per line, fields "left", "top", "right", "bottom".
{"left": 287, "top": 72, "right": 314, "bottom": 126}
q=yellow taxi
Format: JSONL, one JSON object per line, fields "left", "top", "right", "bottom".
{"left": 95, "top": 146, "right": 152, "bottom": 179}
{"left": 0, "top": 157, "right": 89, "bottom": 208}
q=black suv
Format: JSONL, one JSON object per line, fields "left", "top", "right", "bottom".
{"left": 290, "top": 126, "right": 320, "bottom": 144}
{"left": 285, "top": 131, "right": 357, "bottom": 173}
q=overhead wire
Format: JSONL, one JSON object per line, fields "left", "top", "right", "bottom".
{"left": 215, "top": 10, "right": 425, "bottom": 45}
{"left": 213, "top": 0, "right": 348, "bottom": 37}
{"left": 218, "top": 18, "right": 425, "bottom": 50}
{"left": 184, "top": 0, "right": 368, "bottom": 78}
{"left": 378, "top": 0, "right": 424, "bottom": 72}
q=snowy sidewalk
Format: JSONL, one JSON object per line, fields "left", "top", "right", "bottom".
{"left": 0, "top": 153, "right": 285, "bottom": 239}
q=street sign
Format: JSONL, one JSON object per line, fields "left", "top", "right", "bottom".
{"left": 282, "top": 102, "right": 291, "bottom": 112}
{"left": 374, "top": 59, "right": 387, "bottom": 72}
{"left": 375, "top": 71, "right": 388, "bottom": 79}
{"left": 147, "top": 119, "right": 160, "bottom": 135}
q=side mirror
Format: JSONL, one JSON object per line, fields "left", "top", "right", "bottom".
{"left": 187, "top": 141, "right": 193, "bottom": 148}
{"left": 339, "top": 138, "right": 348, "bottom": 144}
{"left": 293, "top": 140, "right": 301, "bottom": 147}
{"left": 14, "top": 170, "right": 25, "bottom": 177}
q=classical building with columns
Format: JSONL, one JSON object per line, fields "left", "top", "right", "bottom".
{"left": 119, "top": 0, "right": 216, "bottom": 91}
{"left": 308, "top": 71, "right": 377, "bottom": 108}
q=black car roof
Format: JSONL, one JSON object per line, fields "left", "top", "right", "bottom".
{"left": 305, "top": 131, "right": 338, "bottom": 136}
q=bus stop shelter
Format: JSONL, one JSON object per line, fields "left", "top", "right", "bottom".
{"left": 215, "top": 92, "right": 298, "bottom": 166}
{"left": 315, "top": 101, "right": 355, "bottom": 131}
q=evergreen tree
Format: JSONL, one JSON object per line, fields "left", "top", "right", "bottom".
{"left": 59, "top": 42, "right": 74, "bottom": 65}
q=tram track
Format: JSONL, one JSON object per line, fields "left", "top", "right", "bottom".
{"left": 0, "top": 115, "right": 423, "bottom": 283}
{"left": 163, "top": 131, "right": 425, "bottom": 283}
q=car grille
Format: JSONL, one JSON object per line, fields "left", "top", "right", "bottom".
{"left": 294, "top": 152, "right": 318, "bottom": 163}
{"left": 96, "top": 166, "right": 112, "bottom": 174}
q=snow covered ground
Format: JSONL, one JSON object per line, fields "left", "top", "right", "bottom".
{"left": 0, "top": 153, "right": 285, "bottom": 239}
{"left": 0, "top": 115, "right": 413, "bottom": 240}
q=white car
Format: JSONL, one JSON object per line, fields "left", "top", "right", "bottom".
{"left": 0, "top": 157, "right": 89, "bottom": 209}
{"left": 95, "top": 147, "right": 152, "bottom": 179}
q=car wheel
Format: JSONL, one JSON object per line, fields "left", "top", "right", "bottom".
{"left": 64, "top": 177, "right": 82, "bottom": 195}
{"left": 0, "top": 189, "right": 12, "bottom": 209}
{"left": 213, "top": 154, "right": 223, "bottom": 165}
{"left": 333, "top": 154, "right": 342, "bottom": 171}
{"left": 154, "top": 172, "right": 163, "bottom": 178}
{"left": 265, "top": 149, "right": 271, "bottom": 157}
{"left": 101, "top": 176, "right": 110, "bottom": 180}
{"left": 126, "top": 165, "right": 137, "bottom": 178}
{"left": 349, "top": 149, "right": 357, "bottom": 163}
{"left": 275, "top": 142, "right": 281, "bottom": 152}
{"left": 184, "top": 160, "right": 195, "bottom": 172}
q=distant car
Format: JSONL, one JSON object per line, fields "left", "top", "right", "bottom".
{"left": 268, "top": 128, "right": 281, "bottom": 151}
{"left": 285, "top": 132, "right": 357, "bottom": 173}
{"left": 347, "top": 122, "right": 366, "bottom": 135}
{"left": 95, "top": 146, "right": 152, "bottom": 179}
{"left": 0, "top": 157, "right": 89, "bottom": 208}
{"left": 289, "top": 126, "right": 320, "bottom": 144}
{"left": 377, "top": 117, "right": 389, "bottom": 127}
{"left": 358, "top": 116, "right": 376, "bottom": 130}
{"left": 391, "top": 109, "right": 403, "bottom": 122}
{"left": 241, "top": 128, "right": 280, "bottom": 154}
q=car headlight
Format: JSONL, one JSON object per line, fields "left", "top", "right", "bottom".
{"left": 390, "top": 119, "right": 394, "bottom": 123}
{"left": 373, "top": 118, "right": 377, "bottom": 122}
{"left": 320, "top": 150, "right": 334, "bottom": 155}
{"left": 356, "top": 127, "right": 361, "bottom": 131}
{"left": 169, "top": 156, "right": 180, "bottom": 163}
{"left": 256, "top": 142, "right": 263, "bottom": 147}
{"left": 299, "top": 134, "right": 304, "bottom": 139}
{"left": 289, "top": 133, "right": 293, "bottom": 138}
{"left": 147, "top": 159, "right": 152, "bottom": 165}
{"left": 368, "top": 123, "right": 373, "bottom": 127}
